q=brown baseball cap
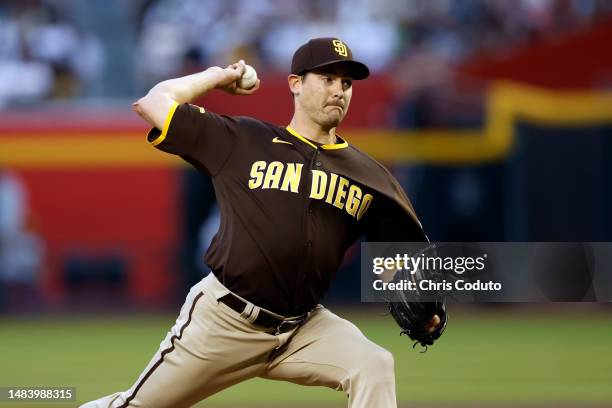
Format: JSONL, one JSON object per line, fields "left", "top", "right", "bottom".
{"left": 291, "top": 37, "right": 370, "bottom": 80}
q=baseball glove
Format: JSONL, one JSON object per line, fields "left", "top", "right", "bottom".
{"left": 387, "top": 246, "right": 448, "bottom": 350}
{"left": 388, "top": 296, "right": 447, "bottom": 350}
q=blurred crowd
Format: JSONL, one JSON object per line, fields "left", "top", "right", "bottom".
{"left": 0, "top": 0, "right": 610, "bottom": 108}
{"left": 0, "top": 0, "right": 104, "bottom": 108}
{"left": 136, "top": 0, "right": 610, "bottom": 79}
{"left": 133, "top": 0, "right": 612, "bottom": 126}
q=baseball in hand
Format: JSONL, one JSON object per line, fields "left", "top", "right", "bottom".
{"left": 238, "top": 64, "right": 258, "bottom": 90}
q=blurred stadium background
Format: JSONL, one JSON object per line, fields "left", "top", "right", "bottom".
{"left": 1, "top": 0, "right": 612, "bottom": 407}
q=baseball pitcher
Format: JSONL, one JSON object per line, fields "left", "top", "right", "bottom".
{"left": 82, "top": 37, "right": 446, "bottom": 408}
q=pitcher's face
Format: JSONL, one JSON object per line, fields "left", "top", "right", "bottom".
{"left": 292, "top": 67, "right": 353, "bottom": 129}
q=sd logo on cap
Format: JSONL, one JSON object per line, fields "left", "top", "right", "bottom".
{"left": 291, "top": 37, "right": 369, "bottom": 80}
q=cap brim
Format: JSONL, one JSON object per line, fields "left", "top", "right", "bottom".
{"left": 302, "top": 59, "right": 370, "bottom": 80}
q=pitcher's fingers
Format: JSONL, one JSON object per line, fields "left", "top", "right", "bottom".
{"left": 425, "top": 314, "right": 441, "bottom": 333}
{"left": 233, "top": 60, "right": 246, "bottom": 74}
{"left": 226, "top": 62, "right": 245, "bottom": 78}
{"left": 234, "top": 79, "right": 260, "bottom": 95}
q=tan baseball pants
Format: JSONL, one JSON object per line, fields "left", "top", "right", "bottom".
{"left": 81, "top": 273, "right": 397, "bottom": 407}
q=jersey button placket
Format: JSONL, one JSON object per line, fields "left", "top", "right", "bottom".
{"left": 305, "top": 150, "right": 316, "bottom": 251}
{"left": 307, "top": 200, "right": 314, "bottom": 214}
{"left": 314, "top": 149, "right": 322, "bottom": 167}
{"left": 307, "top": 150, "right": 318, "bottom": 215}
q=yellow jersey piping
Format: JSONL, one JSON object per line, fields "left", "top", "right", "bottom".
{"left": 285, "top": 126, "right": 349, "bottom": 150}
{"left": 149, "top": 101, "right": 179, "bottom": 146}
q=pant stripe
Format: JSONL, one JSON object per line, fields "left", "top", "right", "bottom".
{"left": 118, "top": 291, "right": 204, "bottom": 408}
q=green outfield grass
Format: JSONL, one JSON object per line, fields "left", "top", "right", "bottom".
{"left": 0, "top": 307, "right": 611, "bottom": 407}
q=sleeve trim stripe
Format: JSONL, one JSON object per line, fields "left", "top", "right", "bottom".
{"left": 150, "top": 101, "right": 179, "bottom": 146}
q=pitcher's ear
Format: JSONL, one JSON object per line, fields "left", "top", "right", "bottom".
{"left": 288, "top": 74, "right": 303, "bottom": 97}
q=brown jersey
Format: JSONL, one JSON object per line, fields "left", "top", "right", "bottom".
{"left": 148, "top": 102, "right": 426, "bottom": 316}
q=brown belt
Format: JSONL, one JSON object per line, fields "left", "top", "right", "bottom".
{"left": 218, "top": 293, "right": 308, "bottom": 334}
